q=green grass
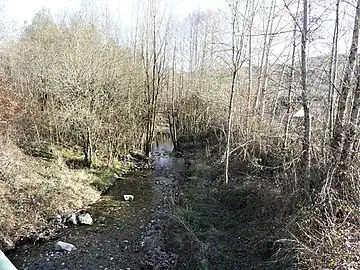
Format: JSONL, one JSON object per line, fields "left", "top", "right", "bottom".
{"left": 90, "top": 170, "right": 115, "bottom": 193}
{"left": 89, "top": 162, "right": 131, "bottom": 193}
{"left": 23, "top": 142, "right": 56, "bottom": 160}
{"left": 0, "top": 142, "right": 136, "bottom": 249}
{"left": 176, "top": 206, "right": 205, "bottom": 232}
{"left": 55, "top": 147, "right": 83, "bottom": 159}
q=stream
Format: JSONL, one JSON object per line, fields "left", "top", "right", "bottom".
{"left": 7, "top": 137, "right": 186, "bottom": 270}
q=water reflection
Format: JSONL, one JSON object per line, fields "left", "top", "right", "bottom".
{"left": 151, "top": 132, "right": 185, "bottom": 172}
{"left": 152, "top": 132, "right": 174, "bottom": 153}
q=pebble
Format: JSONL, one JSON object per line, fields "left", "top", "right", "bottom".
{"left": 98, "top": 216, "right": 106, "bottom": 222}
{"left": 54, "top": 241, "right": 77, "bottom": 252}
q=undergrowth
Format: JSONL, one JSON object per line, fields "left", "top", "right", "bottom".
{"left": 167, "top": 151, "right": 295, "bottom": 270}
{"left": 286, "top": 163, "right": 360, "bottom": 269}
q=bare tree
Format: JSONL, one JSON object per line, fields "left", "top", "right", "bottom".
{"left": 245, "top": 0, "right": 256, "bottom": 138}
{"left": 324, "top": 0, "right": 340, "bottom": 155}
{"left": 301, "top": 0, "right": 311, "bottom": 180}
{"left": 331, "top": 0, "right": 360, "bottom": 162}
{"left": 224, "top": 0, "right": 249, "bottom": 184}
{"left": 167, "top": 35, "right": 179, "bottom": 149}
{"left": 341, "top": 63, "right": 360, "bottom": 163}
{"left": 253, "top": 0, "right": 276, "bottom": 117}
{"left": 140, "top": 0, "right": 169, "bottom": 156}
{"left": 283, "top": 15, "right": 298, "bottom": 150}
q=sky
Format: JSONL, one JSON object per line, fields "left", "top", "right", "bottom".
{"left": 0, "top": 0, "right": 355, "bottom": 60}
{"left": 0, "top": 0, "right": 227, "bottom": 45}
{"left": 0, "top": 0, "right": 225, "bottom": 26}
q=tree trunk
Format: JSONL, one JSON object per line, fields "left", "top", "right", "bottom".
{"left": 225, "top": 70, "right": 237, "bottom": 184}
{"left": 301, "top": 0, "right": 311, "bottom": 181}
{"left": 331, "top": 0, "right": 360, "bottom": 161}
{"left": 283, "top": 11, "right": 299, "bottom": 150}
{"left": 225, "top": 0, "right": 249, "bottom": 184}
{"left": 341, "top": 64, "right": 360, "bottom": 162}
{"left": 84, "top": 126, "right": 93, "bottom": 168}
{"left": 246, "top": 7, "right": 253, "bottom": 139}
{"left": 325, "top": 0, "right": 340, "bottom": 146}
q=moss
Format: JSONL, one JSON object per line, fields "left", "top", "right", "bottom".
{"left": 89, "top": 162, "right": 130, "bottom": 194}
{"left": 113, "top": 160, "right": 131, "bottom": 173}
{"left": 90, "top": 170, "right": 115, "bottom": 193}
{"left": 56, "top": 147, "right": 83, "bottom": 159}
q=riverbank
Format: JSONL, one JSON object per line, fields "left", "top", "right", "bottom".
{"left": 0, "top": 140, "right": 135, "bottom": 251}
{"left": 6, "top": 144, "right": 184, "bottom": 269}
{"left": 165, "top": 148, "right": 296, "bottom": 269}
{"left": 4, "top": 140, "right": 299, "bottom": 269}
{"left": 0, "top": 142, "right": 97, "bottom": 250}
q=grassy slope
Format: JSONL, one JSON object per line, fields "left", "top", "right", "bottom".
{"left": 0, "top": 141, "right": 125, "bottom": 250}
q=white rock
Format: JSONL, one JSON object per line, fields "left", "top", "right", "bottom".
{"left": 54, "top": 241, "right": 77, "bottom": 252}
{"left": 55, "top": 214, "right": 62, "bottom": 223}
{"left": 77, "top": 212, "right": 93, "bottom": 225}
{"left": 123, "top": 195, "right": 134, "bottom": 201}
{"left": 66, "top": 213, "right": 77, "bottom": 225}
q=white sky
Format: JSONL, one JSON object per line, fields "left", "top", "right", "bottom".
{"left": 0, "top": 0, "right": 225, "bottom": 26}
{"left": 0, "top": 0, "right": 355, "bottom": 60}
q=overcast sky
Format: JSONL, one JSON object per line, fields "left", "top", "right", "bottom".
{"left": 1, "top": 0, "right": 225, "bottom": 26}
{"left": 0, "top": 0, "right": 355, "bottom": 59}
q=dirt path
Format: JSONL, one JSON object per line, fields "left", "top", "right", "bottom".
{"left": 7, "top": 150, "right": 185, "bottom": 270}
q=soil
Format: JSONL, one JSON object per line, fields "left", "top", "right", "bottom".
{"left": 6, "top": 141, "right": 185, "bottom": 270}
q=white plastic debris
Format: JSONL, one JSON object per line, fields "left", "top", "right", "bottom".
{"left": 123, "top": 195, "right": 134, "bottom": 201}
{"left": 55, "top": 214, "right": 62, "bottom": 223}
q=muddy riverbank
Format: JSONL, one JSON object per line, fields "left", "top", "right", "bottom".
{"left": 6, "top": 138, "right": 186, "bottom": 270}
{"left": 6, "top": 137, "right": 293, "bottom": 270}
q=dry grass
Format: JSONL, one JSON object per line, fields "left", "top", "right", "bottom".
{"left": 271, "top": 161, "right": 360, "bottom": 269}
{"left": 166, "top": 150, "right": 292, "bottom": 270}
{"left": 0, "top": 140, "right": 101, "bottom": 249}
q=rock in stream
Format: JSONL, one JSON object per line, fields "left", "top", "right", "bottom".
{"left": 54, "top": 241, "right": 77, "bottom": 252}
